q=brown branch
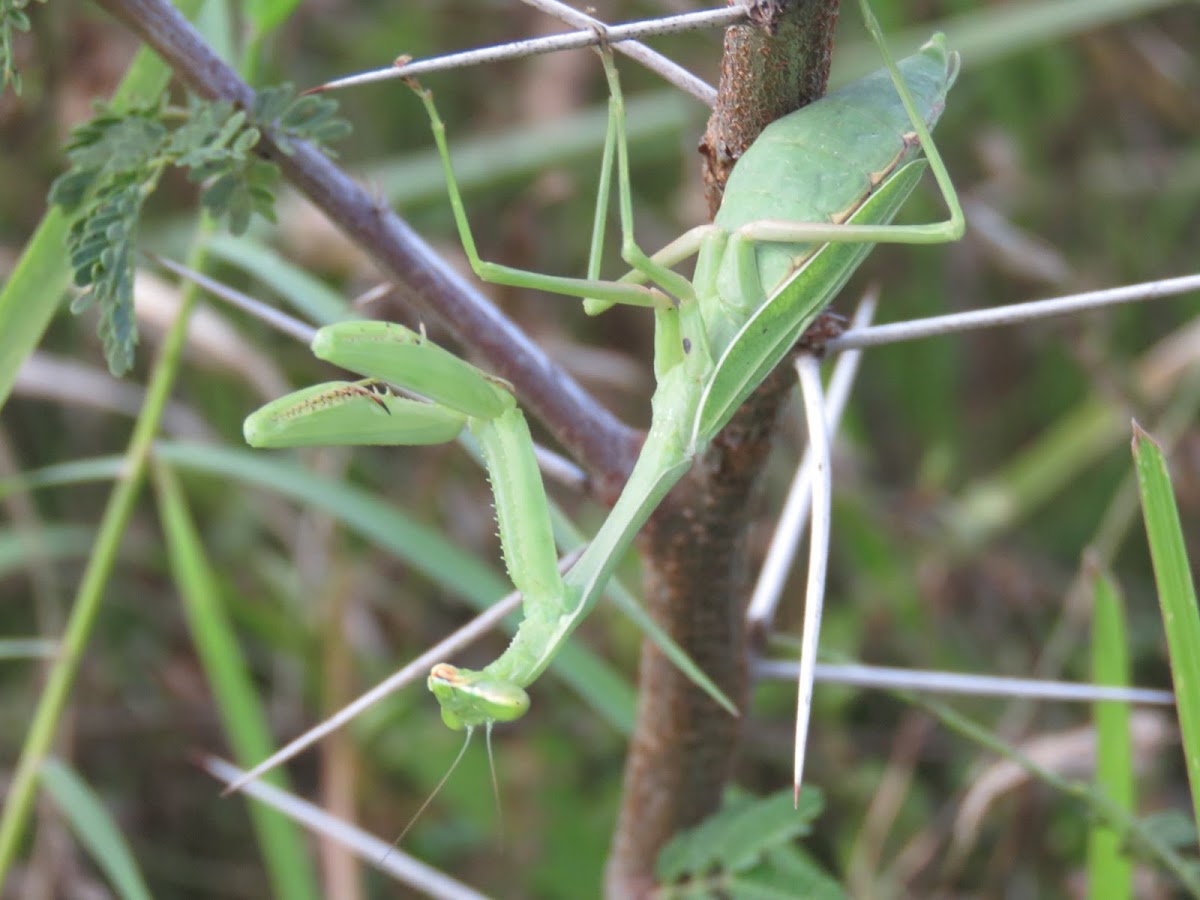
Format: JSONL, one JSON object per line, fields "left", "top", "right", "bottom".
{"left": 701, "top": 0, "right": 841, "bottom": 215}
{"left": 605, "top": 2, "right": 841, "bottom": 895}
{"left": 93, "top": 0, "right": 642, "bottom": 497}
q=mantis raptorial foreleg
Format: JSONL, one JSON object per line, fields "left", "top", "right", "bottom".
{"left": 248, "top": 320, "right": 559, "bottom": 713}
{"left": 245, "top": 320, "right": 732, "bottom": 724}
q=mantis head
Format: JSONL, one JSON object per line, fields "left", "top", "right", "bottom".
{"left": 392, "top": 668, "right": 520, "bottom": 847}
{"left": 428, "top": 663, "right": 530, "bottom": 730}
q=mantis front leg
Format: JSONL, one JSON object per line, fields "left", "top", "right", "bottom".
{"left": 247, "top": 320, "right": 572, "bottom": 728}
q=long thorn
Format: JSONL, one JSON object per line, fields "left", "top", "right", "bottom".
{"left": 827, "top": 274, "right": 1200, "bottom": 352}
{"left": 311, "top": 7, "right": 742, "bottom": 97}
{"left": 746, "top": 289, "right": 877, "bottom": 639}
{"left": 754, "top": 659, "right": 1174, "bottom": 706}
{"left": 792, "top": 354, "right": 832, "bottom": 806}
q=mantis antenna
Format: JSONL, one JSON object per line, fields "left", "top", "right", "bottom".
{"left": 390, "top": 728, "right": 475, "bottom": 853}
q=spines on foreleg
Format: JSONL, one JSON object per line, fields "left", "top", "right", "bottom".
{"left": 471, "top": 406, "right": 568, "bottom": 617}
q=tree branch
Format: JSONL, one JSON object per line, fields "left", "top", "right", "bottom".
{"left": 93, "top": 0, "right": 642, "bottom": 497}
{"left": 605, "top": 2, "right": 842, "bottom": 895}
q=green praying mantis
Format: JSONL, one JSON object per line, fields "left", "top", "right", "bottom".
{"left": 245, "top": 0, "right": 964, "bottom": 759}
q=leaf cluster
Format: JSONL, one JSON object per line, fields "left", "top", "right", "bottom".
{"left": 0, "top": 0, "right": 45, "bottom": 94}
{"left": 49, "top": 86, "right": 350, "bottom": 375}
{"left": 654, "top": 788, "right": 844, "bottom": 899}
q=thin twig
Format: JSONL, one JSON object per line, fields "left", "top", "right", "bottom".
{"left": 149, "top": 253, "right": 318, "bottom": 344}
{"left": 520, "top": 0, "right": 720, "bottom": 106}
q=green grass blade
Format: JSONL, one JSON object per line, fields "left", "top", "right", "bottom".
{"left": 914, "top": 693, "right": 1200, "bottom": 893}
{"left": 153, "top": 462, "right": 320, "bottom": 900}
{"left": 1133, "top": 423, "right": 1200, "bottom": 827}
{"left": 244, "top": 0, "right": 305, "bottom": 37}
{"left": 833, "top": 0, "right": 1179, "bottom": 80}
{"left": 0, "top": 457, "right": 128, "bottom": 499}
{"left": 0, "top": 289, "right": 200, "bottom": 880}
{"left": 165, "top": 441, "right": 508, "bottom": 598}
{"left": 0, "top": 0, "right": 206, "bottom": 413}
{"left": 38, "top": 758, "right": 153, "bottom": 900}
{"left": 1089, "top": 566, "right": 1135, "bottom": 900}
{"left": 0, "top": 205, "right": 70, "bottom": 411}
{"left": 947, "top": 398, "right": 1123, "bottom": 552}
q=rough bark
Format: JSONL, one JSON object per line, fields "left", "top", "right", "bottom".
{"left": 604, "top": 2, "right": 841, "bottom": 896}
{"left": 701, "top": 0, "right": 843, "bottom": 217}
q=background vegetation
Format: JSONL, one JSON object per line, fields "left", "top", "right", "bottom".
{"left": 1, "top": 0, "right": 1198, "bottom": 896}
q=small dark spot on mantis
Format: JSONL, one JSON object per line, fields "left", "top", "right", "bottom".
{"left": 682, "top": 338, "right": 692, "bottom": 354}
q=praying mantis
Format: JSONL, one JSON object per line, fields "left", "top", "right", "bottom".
{"left": 245, "top": 0, "right": 964, "bottom": 751}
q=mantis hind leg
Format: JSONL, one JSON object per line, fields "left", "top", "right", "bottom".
{"left": 853, "top": 0, "right": 963, "bottom": 244}
{"left": 736, "top": 1, "right": 964, "bottom": 250}
{"left": 591, "top": 45, "right": 716, "bottom": 377}
{"left": 406, "top": 75, "right": 665, "bottom": 310}
{"left": 580, "top": 48, "right": 714, "bottom": 316}
{"left": 583, "top": 69, "right": 617, "bottom": 289}
{"left": 593, "top": 48, "right": 702, "bottom": 306}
